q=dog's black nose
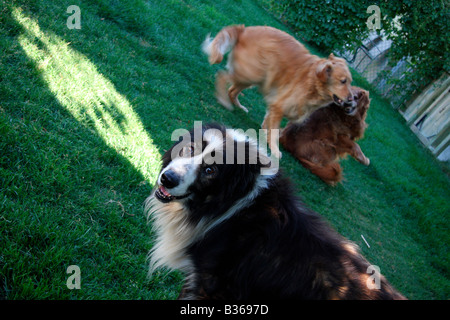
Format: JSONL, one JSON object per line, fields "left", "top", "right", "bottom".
{"left": 160, "top": 170, "right": 180, "bottom": 189}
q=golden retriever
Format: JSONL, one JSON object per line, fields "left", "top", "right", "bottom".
{"left": 202, "top": 25, "right": 355, "bottom": 158}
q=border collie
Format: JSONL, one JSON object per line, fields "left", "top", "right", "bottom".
{"left": 145, "top": 123, "right": 405, "bottom": 299}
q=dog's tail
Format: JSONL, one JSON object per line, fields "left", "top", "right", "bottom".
{"left": 202, "top": 25, "right": 245, "bottom": 64}
{"left": 299, "top": 158, "right": 342, "bottom": 185}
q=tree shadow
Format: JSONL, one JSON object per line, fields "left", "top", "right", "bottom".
{"left": 0, "top": 4, "right": 180, "bottom": 299}
{"left": 11, "top": 5, "right": 161, "bottom": 180}
{"left": 11, "top": 0, "right": 268, "bottom": 145}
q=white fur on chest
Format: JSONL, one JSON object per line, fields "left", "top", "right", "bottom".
{"left": 146, "top": 196, "right": 196, "bottom": 275}
{"left": 145, "top": 174, "right": 273, "bottom": 277}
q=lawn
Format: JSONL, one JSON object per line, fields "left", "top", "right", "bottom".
{"left": 0, "top": 0, "right": 448, "bottom": 300}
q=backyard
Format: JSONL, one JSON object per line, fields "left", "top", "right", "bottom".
{"left": 0, "top": 0, "right": 449, "bottom": 299}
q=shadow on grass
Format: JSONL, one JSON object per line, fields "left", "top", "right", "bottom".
{"left": 10, "top": 0, "right": 275, "bottom": 139}
{"left": 0, "top": 5, "right": 182, "bottom": 299}
{"left": 0, "top": 0, "right": 292, "bottom": 300}
{"left": 13, "top": 6, "right": 161, "bottom": 180}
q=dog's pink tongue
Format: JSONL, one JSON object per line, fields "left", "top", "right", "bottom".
{"left": 160, "top": 186, "right": 171, "bottom": 197}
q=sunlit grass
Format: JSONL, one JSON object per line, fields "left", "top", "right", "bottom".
{"left": 13, "top": 7, "right": 160, "bottom": 182}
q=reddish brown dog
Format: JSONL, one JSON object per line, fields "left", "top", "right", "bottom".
{"left": 202, "top": 25, "right": 355, "bottom": 158}
{"left": 280, "top": 87, "right": 370, "bottom": 185}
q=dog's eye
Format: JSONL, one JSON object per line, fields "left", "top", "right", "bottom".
{"left": 179, "top": 144, "right": 195, "bottom": 157}
{"left": 204, "top": 166, "right": 217, "bottom": 176}
{"left": 341, "top": 78, "right": 347, "bottom": 84}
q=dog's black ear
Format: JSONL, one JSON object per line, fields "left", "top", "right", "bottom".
{"left": 317, "top": 61, "right": 333, "bottom": 83}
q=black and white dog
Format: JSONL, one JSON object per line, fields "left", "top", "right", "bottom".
{"left": 145, "top": 123, "right": 405, "bottom": 299}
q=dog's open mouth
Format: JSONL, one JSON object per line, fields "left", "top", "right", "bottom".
{"left": 155, "top": 186, "right": 190, "bottom": 203}
{"left": 342, "top": 102, "right": 356, "bottom": 115}
{"left": 333, "top": 95, "right": 357, "bottom": 115}
{"left": 333, "top": 94, "right": 344, "bottom": 106}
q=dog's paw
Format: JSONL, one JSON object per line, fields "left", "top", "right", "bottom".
{"left": 362, "top": 157, "right": 370, "bottom": 166}
{"left": 239, "top": 105, "right": 249, "bottom": 113}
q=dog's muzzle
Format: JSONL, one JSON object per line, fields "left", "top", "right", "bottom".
{"left": 342, "top": 101, "right": 357, "bottom": 115}
{"left": 160, "top": 170, "right": 180, "bottom": 189}
{"left": 155, "top": 170, "right": 191, "bottom": 203}
{"left": 333, "top": 94, "right": 357, "bottom": 115}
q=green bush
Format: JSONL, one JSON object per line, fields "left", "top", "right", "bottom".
{"left": 263, "top": 0, "right": 449, "bottom": 103}
{"left": 381, "top": 1, "right": 450, "bottom": 101}
{"left": 266, "top": 0, "right": 373, "bottom": 52}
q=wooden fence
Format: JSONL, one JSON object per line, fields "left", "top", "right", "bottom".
{"left": 401, "top": 73, "right": 450, "bottom": 162}
{"left": 342, "top": 32, "right": 449, "bottom": 163}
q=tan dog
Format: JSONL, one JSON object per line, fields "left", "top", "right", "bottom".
{"left": 280, "top": 87, "right": 370, "bottom": 185}
{"left": 202, "top": 25, "right": 355, "bottom": 158}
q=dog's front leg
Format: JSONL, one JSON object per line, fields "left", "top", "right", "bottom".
{"left": 228, "top": 83, "right": 250, "bottom": 112}
{"left": 337, "top": 135, "right": 370, "bottom": 165}
{"left": 215, "top": 71, "right": 233, "bottom": 110}
{"left": 351, "top": 142, "right": 370, "bottom": 166}
{"left": 178, "top": 274, "right": 203, "bottom": 300}
{"left": 178, "top": 280, "right": 196, "bottom": 300}
{"left": 178, "top": 273, "right": 219, "bottom": 300}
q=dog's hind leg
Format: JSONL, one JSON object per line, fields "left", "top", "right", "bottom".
{"left": 215, "top": 70, "right": 233, "bottom": 110}
{"left": 300, "top": 158, "right": 343, "bottom": 185}
{"left": 262, "top": 105, "right": 284, "bottom": 158}
{"left": 228, "top": 83, "right": 251, "bottom": 113}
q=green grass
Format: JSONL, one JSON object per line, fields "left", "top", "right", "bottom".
{"left": 0, "top": 0, "right": 448, "bottom": 299}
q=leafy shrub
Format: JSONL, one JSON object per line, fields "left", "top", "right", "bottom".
{"left": 381, "top": 1, "right": 450, "bottom": 101}
{"left": 263, "top": 0, "right": 449, "bottom": 103}
{"left": 266, "top": 0, "right": 373, "bottom": 52}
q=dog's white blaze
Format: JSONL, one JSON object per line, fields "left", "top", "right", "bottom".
{"left": 227, "top": 128, "right": 249, "bottom": 142}
{"left": 159, "top": 156, "right": 200, "bottom": 197}
{"left": 158, "top": 130, "right": 225, "bottom": 197}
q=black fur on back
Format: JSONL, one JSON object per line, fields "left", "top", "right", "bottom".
{"left": 148, "top": 123, "right": 406, "bottom": 300}
{"left": 182, "top": 175, "right": 405, "bottom": 299}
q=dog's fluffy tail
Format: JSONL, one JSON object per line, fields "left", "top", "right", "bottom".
{"left": 299, "top": 158, "right": 343, "bottom": 185}
{"left": 202, "top": 25, "right": 245, "bottom": 64}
